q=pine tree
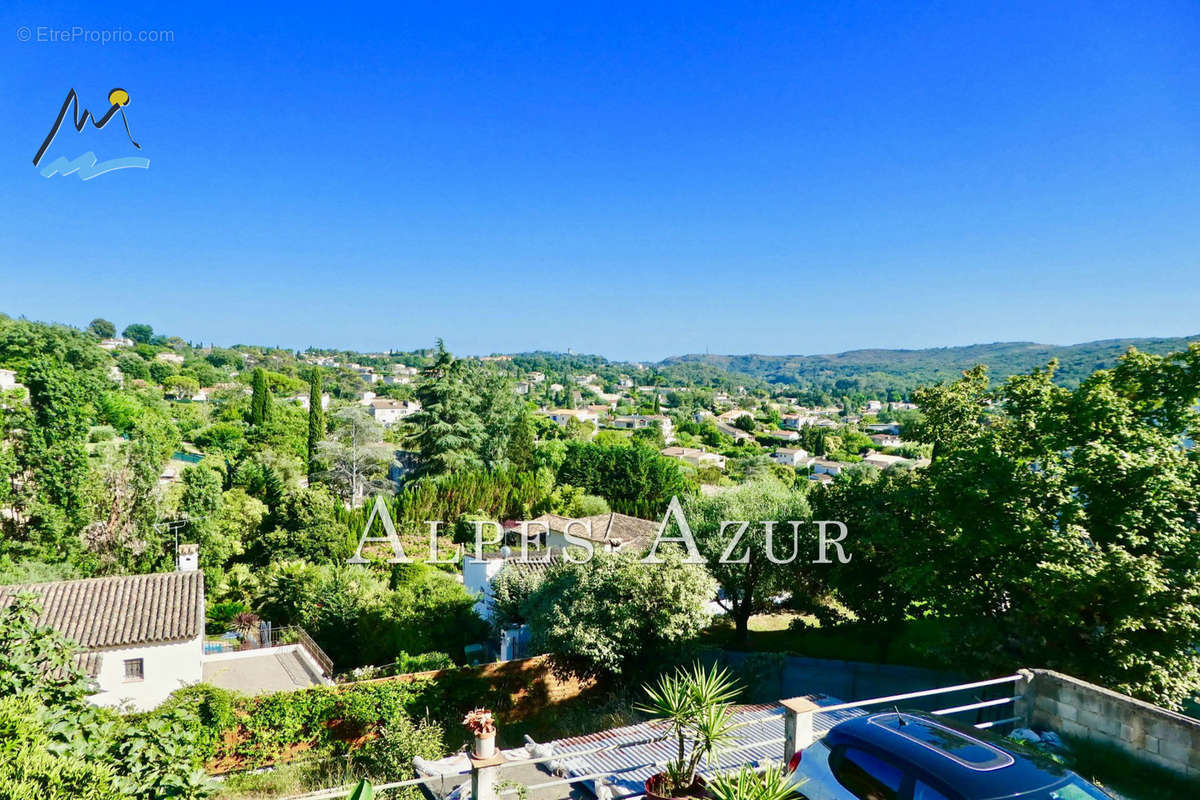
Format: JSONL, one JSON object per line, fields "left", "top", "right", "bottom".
{"left": 307, "top": 369, "right": 323, "bottom": 481}
{"left": 410, "top": 341, "right": 485, "bottom": 476}
{"left": 250, "top": 368, "right": 273, "bottom": 426}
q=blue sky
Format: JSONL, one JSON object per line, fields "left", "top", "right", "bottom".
{"left": 2, "top": 1, "right": 1198, "bottom": 361}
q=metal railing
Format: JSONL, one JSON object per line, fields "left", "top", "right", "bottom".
{"left": 281, "top": 673, "right": 1028, "bottom": 800}
{"left": 205, "top": 625, "right": 334, "bottom": 678}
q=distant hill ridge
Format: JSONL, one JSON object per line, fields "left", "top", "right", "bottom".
{"left": 658, "top": 334, "right": 1200, "bottom": 389}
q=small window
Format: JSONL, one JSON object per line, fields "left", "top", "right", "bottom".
{"left": 831, "top": 747, "right": 904, "bottom": 800}
{"left": 123, "top": 658, "right": 144, "bottom": 682}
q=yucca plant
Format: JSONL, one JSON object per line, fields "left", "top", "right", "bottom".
{"left": 636, "top": 663, "right": 743, "bottom": 797}
{"left": 707, "top": 764, "right": 799, "bottom": 800}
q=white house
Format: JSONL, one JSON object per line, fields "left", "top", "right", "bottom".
{"left": 661, "top": 446, "right": 727, "bottom": 470}
{"left": 369, "top": 398, "right": 420, "bottom": 425}
{"left": 781, "top": 413, "right": 829, "bottom": 430}
{"left": 768, "top": 429, "right": 801, "bottom": 442}
{"left": 608, "top": 414, "right": 674, "bottom": 442}
{"left": 0, "top": 368, "right": 20, "bottom": 392}
{"left": 811, "top": 458, "right": 849, "bottom": 476}
{"left": 155, "top": 352, "right": 185, "bottom": 365}
{"left": 770, "top": 448, "right": 811, "bottom": 468}
{"left": 0, "top": 546, "right": 333, "bottom": 711}
{"left": 98, "top": 337, "right": 134, "bottom": 350}
{"left": 285, "top": 392, "right": 332, "bottom": 411}
{"left": 869, "top": 434, "right": 903, "bottom": 448}
{"left": 544, "top": 408, "right": 598, "bottom": 426}
{"left": 862, "top": 451, "right": 913, "bottom": 470}
{"left": 0, "top": 557, "right": 207, "bottom": 711}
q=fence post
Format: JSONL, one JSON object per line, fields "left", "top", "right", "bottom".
{"left": 782, "top": 697, "right": 821, "bottom": 760}
{"left": 1012, "top": 668, "right": 1036, "bottom": 728}
{"left": 470, "top": 753, "right": 504, "bottom": 800}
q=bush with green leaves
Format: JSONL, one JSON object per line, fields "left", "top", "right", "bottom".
{"left": 522, "top": 549, "right": 716, "bottom": 674}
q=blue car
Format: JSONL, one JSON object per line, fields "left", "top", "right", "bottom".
{"left": 787, "top": 711, "right": 1114, "bottom": 800}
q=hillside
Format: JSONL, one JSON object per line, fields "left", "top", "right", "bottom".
{"left": 659, "top": 335, "right": 1200, "bottom": 395}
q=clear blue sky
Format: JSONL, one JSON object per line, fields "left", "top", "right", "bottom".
{"left": 2, "top": 1, "right": 1198, "bottom": 361}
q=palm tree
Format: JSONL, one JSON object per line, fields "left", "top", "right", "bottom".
{"left": 636, "top": 663, "right": 743, "bottom": 796}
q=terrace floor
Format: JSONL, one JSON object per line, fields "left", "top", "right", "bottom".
{"left": 202, "top": 648, "right": 326, "bottom": 695}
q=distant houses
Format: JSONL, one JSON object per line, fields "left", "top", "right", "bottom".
{"left": 661, "top": 446, "right": 726, "bottom": 470}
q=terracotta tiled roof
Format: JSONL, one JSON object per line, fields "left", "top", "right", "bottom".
{"left": 0, "top": 571, "right": 204, "bottom": 648}
{"left": 530, "top": 512, "right": 661, "bottom": 552}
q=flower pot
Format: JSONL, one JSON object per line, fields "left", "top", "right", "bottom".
{"left": 473, "top": 732, "right": 497, "bottom": 758}
{"left": 644, "top": 772, "right": 707, "bottom": 800}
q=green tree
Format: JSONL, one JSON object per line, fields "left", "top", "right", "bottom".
{"left": 409, "top": 342, "right": 485, "bottom": 476}
{"left": 684, "top": 480, "right": 812, "bottom": 647}
{"left": 556, "top": 441, "right": 694, "bottom": 517}
{"left": 122, "top": 323, "right": 154, "bottom": 344}
{"left": 148, "top": 360, "right": 177, "bottom": 385}
{"left": 522, "top": 549, "right": 715, "bottom": 674}
{"left": 307, "top": 369, "right": 324, "bottom": 482}
{"left": 116, "top": 352, "right": 150, "bottom": 381}
{"left": 88, "top": 318, "right": 116, "bottom": 338}
{"left": 163, "top": 375, "right": 200, "bottom": 398}
{"left": 506, "top": 407, "right": 536, "bottom": 471}
{"left": 317, "top": 406, "right": 394, "bottom": 507}
{"left": 250, "top": 367, "right": 273, "bottom": 426}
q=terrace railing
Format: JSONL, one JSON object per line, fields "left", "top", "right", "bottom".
{"left": 280, "top": 673, "right": 1027, "bottom": 800}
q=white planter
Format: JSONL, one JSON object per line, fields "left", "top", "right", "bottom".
{"left": 473, "top": 733, "right": 496, "bottom": 758}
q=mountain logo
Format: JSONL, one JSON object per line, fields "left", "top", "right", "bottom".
{"left": 33, "top": 88, "right": 150, "bottom": 180}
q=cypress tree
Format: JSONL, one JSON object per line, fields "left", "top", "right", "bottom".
{"left": 250, "top": 367, "right": 272, "bottom": 426}
{"left": 307, "top": 369, "right": 323, "bottom": 481}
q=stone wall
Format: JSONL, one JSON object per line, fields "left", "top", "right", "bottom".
{"left": 1016, "top": 668, "right": 1200, "bottom": 778}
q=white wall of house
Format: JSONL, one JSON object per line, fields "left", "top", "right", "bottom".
{"left": 88, "top": 635, "right": 204, "bottom": 712}
{"left": 462, "top": 557, "right": 508, "bottom": 620}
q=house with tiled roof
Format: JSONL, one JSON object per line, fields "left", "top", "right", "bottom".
{"left": 0, "top": 552, "right": 206, "bottom": 711}
{"left": 0, "top": 545, "right": 333, "bottom": 710}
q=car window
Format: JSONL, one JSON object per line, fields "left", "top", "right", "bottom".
{"left": 831, "top": 747, "right": 904, "bottom": 800}
{"left": 1048, "top": 779, "right": 1113, "bottom": 799}
{"left": 912, "top": 781, "right": 953, "bottom": 800}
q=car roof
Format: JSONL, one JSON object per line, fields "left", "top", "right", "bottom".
{"left": 823, "top": 711, "right": 1072, "bottom": 799}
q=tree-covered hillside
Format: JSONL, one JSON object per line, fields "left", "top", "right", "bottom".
{"left": 661, "top": 335, "right": 1200, "bottom": 395}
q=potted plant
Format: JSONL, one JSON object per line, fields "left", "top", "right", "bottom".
{"left": 637, "top": 663, "right": 743, "bottom": 800}
{"left": 707, "top": 764, "right": 799, "bottom": 800}
{"left": 464, "top": 708, "right": 497, "bottom": 758}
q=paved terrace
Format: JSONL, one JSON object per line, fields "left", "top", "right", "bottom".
{"left": 202, "top": 647, "right": 327, "bottom": 694}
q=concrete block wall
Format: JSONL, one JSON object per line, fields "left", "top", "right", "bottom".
{"left": 1016, "top": 668, "right": 1200, "bottom": 778}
